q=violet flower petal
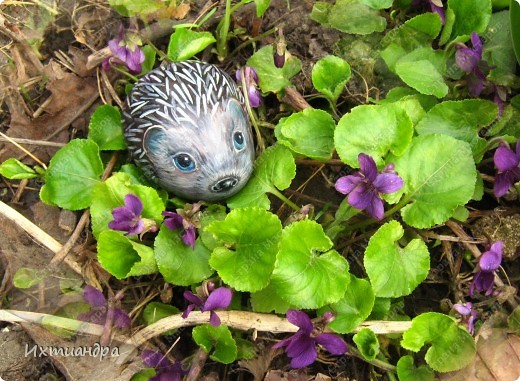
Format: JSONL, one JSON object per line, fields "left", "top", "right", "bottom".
{"left": 479, "top": 241, "right": 503, "bottom": 271}
{"left": 358, "top": 153, "right": 378, "bottom": 182}
{"left": 126, "top": 219, "right": 145, "bottom": 236}
{"left": 470, "top": 32, "right": 483, "bottom": 55}
{"left": 373, "top": 173, "right": 404, "bottom": 194}
{"left": 83, "top": 285, "right": 106, "bottom": 307}
{"left": 182, "top": 227, "right": 196, "bottom": 248}
{"left": 183, "top": 290, "right": 203, "bottom": 307}
{"left": 163, "top": 212, "right": 184, "bottom": 231}
{"left": 453, "top": 302, "right": 473, "bottom": 316}
{"left": 125, "top": 194, "right": 143, "bottom": 216}
{"left": 286, "top": 310, "right": 313, "bottom": 334}
{"left": 470, "top": 271, "right": 495, "bottom": 297}
{"left": 113, "top": 308, "right": 131, "bottom": 329}
{"left": 182, "top": 304, "right": 196, "bottom": 319}
{"left": 494, "top": 146, "right": 520, "bottom": 172}
{"left": 335, "top": 175, "right": 363, "bottom": 195}
{"left": 203, "top": 287, "right": 232, "bottom": 311}
{"left": 365, "top": 194, "right": 385, "bottom": 220}
{"left": 141, "top": 349, "right": 171, "bottom": 368}
{"left": 347, "top": 184, "right": 373, "bottom": 211}
{"left": 494, "top": 171, "right": 518, "bottom": 198}
{"left": 248, "top": 87, "right": 262, "bottom": 107}
{"left": 315, "top": 333, "right": 348, "bottom": 355}
{"left": 455, "top": 48, "right": 480, "bottom": 73}
{"left": 209, "top": 310, "right": 222, "bottom": 327}
{"left": 285, "top": 334, "right": 317, "bottom": 368}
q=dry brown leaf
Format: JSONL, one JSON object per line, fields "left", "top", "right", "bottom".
{"left": 439, "top": 325, "right": 520, "bottom": 381}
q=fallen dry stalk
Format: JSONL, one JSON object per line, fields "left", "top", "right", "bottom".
{"left": 0, "top": 309, "right": 413, "bottom": 349}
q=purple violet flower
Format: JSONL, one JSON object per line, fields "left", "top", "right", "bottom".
{"left": 78, "top": 285, "right": 131, "bottom": 329}
{"left": 470, "top": 241, "right": 503, "bottom": 297}
{"left": 162, "top": 202, "right": 201, "bottom": 249}
{"left": 455, "top": 33, "right": 489, "bottom": 97}
{"left": 272, "top": 310, "right": 347, "bottom": 369}
{"left": 141, "top": 350, "right": 184, "bottom": 381}
{"left": 236, "top": 66, "right": 262, "bottom": 107}
{"left": 335, "top": 154, "right": 404, "bottom": 220}
{"left": 182, "top": 284, "right": 232, "bottom": 326}
{"left": 453, "top": 302, "right": 477, "bottom": 335}
{"left": 493, "top": 141, "right": 520, "bottom": 198}
{"left": 102, "top": 27, "right": 145, "bottom": 74}
{"left": 109, "top": 194, "right": 157, "bottom": 236}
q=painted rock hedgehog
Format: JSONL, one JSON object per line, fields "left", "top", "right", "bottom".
{"left": 123, "top": 61, "right": 255, "bottom": 202}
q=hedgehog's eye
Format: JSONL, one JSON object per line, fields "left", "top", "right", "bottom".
{"left": 233, "top": 131, "right": 245, "bottom": 151}
{"left": 173, "top": 153, "right": 196, "bottom": 172}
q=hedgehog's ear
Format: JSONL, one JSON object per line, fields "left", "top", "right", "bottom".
{"left": 226, "top": 98, "right": 247, "bottom": 121}
{"left": 143, "top": 126, "right": 167, "bottom": 154}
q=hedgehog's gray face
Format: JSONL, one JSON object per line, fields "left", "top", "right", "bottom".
{"left": 143, "top": 98, "right": 254, "bottom": 202}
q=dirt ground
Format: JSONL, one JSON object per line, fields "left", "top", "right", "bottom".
{"left": 0, "top": 0, "right": 519, "bottom": 380}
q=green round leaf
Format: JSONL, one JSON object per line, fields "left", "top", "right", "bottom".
{"left": 207, "top": 207, "right": 282, "bottom": 292}
{"left": 192, "top": 324, "right": 237, "bottom": 364}
{"left": 335, "top": 104, "right": 413, "bottom": 167}
{"left": 13, "top": 267, "right": 48, "bottom": 289}
{"left": 167, "top": 28, "right": 216, "bottom": 62}
{"left": 394, "top": 134, "right": 477, "bottom": 228}
{"left": 88, "top": 105, "right": 127, "bottom": 151}
{"left": 353, "top": 328, "right": 379, "bottom": 361}
{"left": 250, "top": 283, "right": 292, "bottom": 314}
{"left": 40, "top": 139, "right": 103, "bottom": 210}
{"left": 397, "top": 355, "right": 435, "bottom": 381}
{"left": 364, "top": 221, "right": 430, "bottom": 298}
{"left": 320, "top": 275, "right": 375, "bottom": 334}
{"left": 512, "top": 0, "right": 520, "bottom": 66}
{"left": 254, "top": 0, "right": 271, "bottom": 17}
{"left": 271, "top": 220, "right": 350, "bottom": 309}
{"left": 312, "top": 55, "right": 351, "bottom": 102}
{"left": 401, "top": 312, "right": 476, "bottom": 372}
{"left": 97, "top": 230, "right": 157, "bottom": 279}
{"left": 90, "top": 172, "right": 165, "bottom": 239}
{"left": 275, "top": 108, "right": 336, "bottom": 161}
{"left": 326, "top": 1, "right": 387, "bottom": 35}
{"left": 227, "top": 145, "right": 296, "bottom": 209}
{"left": 154, "top": 224, "right": 214, "bottom": 286}
{"left": 415, "top": 99, "right": 498, "bottom": 160}
{"left": 246, "top": 45, "right": 302, "bottom": 94}
{"left": 142, "top": 302, "right": 180, "bottom": 326}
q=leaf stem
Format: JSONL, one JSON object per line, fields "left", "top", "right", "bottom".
{"left": 270, "top": 188, "right": 300, "bottom": 211}
{"left": 349, "top": 347, "right": 396, "bottom": 372}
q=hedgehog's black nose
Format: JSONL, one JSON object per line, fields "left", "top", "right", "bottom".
{"left": 211, "top": 177, "right": 239, "bottom": 192}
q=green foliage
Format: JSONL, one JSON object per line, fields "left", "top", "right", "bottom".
{"left": 192, "top": 324, "right": 238, "bottom": 364}
{"left": 167, "top": 28, "right": 216, "bottom": 62}
{"left": 90, "top": 172, "right": 165, "bottom": 239}
{"left": 512, "top": 0, "right": 520, "bottom": 65}
{"left": 353, "top": 328, "right": 379, "bottom": 360}
{"left": 254, "top": 0, "right": 271, "bottom": 16}
{"left": 446, "top": 0, "right": 492, "bottom": 40}
{"left": 394, "top": 135, "right": 477, "bottom": 228}
{"left": 320, "top": 276, "right": 375, "bottom": 334}
{"left": 40, "top": 139, "right": 104, "bottom": 210}
{"left": 250, "top": 283, "right": 292, "bottom": 314}
{"left": 364, "top": 221, "right": 430, "bottom": 298}
{"left": 97, "top": 230, "right": 158, "bottom": 279}
{"left": 227, "top": 145, "right": 296, "bottom": 209}
{"left": 401, "top": 312, "right": 476, "bottom": 372}
{"left": 13, "top": 267, "right": 48, "bottom": 289}
{"left": 311, "top": 0, "right": 387, "bottom": 35}
{"left": 271, "top": 220, "right": 350, "bottom": 309}
{"left": 207, "top": 207, "right": 282, "bottom": 292}
{"left": 275, "top": 109, "right": 336, "bottom": 161}
{"left": 246, "top": 45, "right": 302, "bottom": 93}
{"left": 335, "top": 104, "right": 413, "bottom": 167}
{"left": 397, "top": 355, "right": 435, "bottom": 381}
{"left": 0, "top": 158, "right": 41, "bottom": 180}
{"left": 155, "top": 224, "right": 214, "bottom": 286}
{"left": 108, "top": 0, "right": 163, "bottom": 16}
{"left": 88, "top": 105, "right": 127, "bottom": 151}
{"left": 415, "top": 99, "right": 498, "bottom": 160}
{"left": 312, "top": 55, "right": 351, "bottom": 103}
